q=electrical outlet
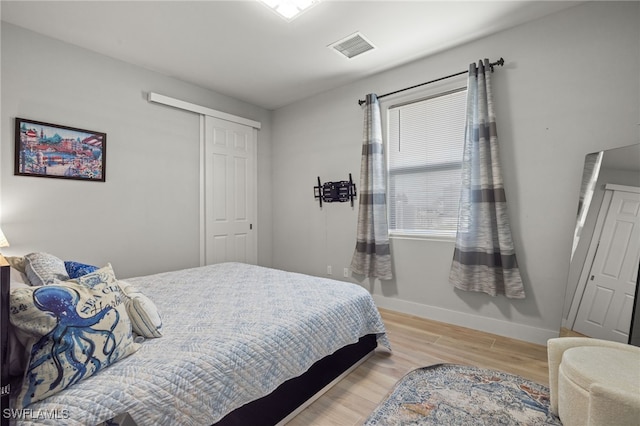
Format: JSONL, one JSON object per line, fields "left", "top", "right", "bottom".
{"left": 343, "top": 268, "right": 349, "bottom": 277}
{"left": 327, "top": 265, "right": 332, "bottom": 275}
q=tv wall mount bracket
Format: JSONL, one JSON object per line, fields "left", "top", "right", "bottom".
{"left": 314, "top": 174, "right": 357, "bottom": 207}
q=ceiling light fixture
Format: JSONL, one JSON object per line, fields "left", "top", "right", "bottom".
{"left": 259, "top": 0, "right": 320, "bottom": 21}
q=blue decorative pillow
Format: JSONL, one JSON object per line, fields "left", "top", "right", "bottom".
{"left": 64, "top": 261, "right": 99, "bottom": 279}
{"left": 9, "top": 264, "right": 140, "bottom": 408}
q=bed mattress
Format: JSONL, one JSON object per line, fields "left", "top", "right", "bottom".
{"left": 11, "top": 262, "right": 388, "bottom": 425}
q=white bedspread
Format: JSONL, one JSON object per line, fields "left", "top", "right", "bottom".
{"left": 13, "top": 262, "right": 388, "bottom": 425}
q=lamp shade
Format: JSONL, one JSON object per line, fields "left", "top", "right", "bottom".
{"left": 0, "top": 227, "right": 9, "bottom": 248}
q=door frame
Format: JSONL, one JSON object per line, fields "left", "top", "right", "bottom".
{"left": 567, "top": 183, "right": 640, "bottom": 329}
{"left": 147, "top": 93, "right": 261, "bottom": 266}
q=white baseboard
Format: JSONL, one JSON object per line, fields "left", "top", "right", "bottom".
{"left": 372, "top": 294, "right": 559, "bottom": 346}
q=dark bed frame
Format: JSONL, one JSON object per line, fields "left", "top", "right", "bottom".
{"left": 1, "top": 260, "right": 10, "bottom": 426}
{"left": 0, "top": 261, "right": 377, "bottom": 426}
{"left": 216, "top": 333, "right": 377, "bottom": 425}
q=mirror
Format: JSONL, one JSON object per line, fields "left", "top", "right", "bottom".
{"left": 562, "top": 143, "right": 640, "bottom": 345}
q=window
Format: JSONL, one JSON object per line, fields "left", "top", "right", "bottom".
{"left": 387, "top": 88, "right": 466, "bottom": 238}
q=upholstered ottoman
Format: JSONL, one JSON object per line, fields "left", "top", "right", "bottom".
{"left": 555, "top": 344, "right": 640, "bottom": 426}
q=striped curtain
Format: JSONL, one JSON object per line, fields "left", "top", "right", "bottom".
{"left": 449, "top": 59, "right": 525, "bottom": 298}
{"left": 350, "top": 94, "right": 393, "bottom": 280}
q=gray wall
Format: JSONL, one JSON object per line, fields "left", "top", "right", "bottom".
{"left": 270, "top": 1, "right": 640, "bottom": 344}
{"left": 1, "top": 23, "right": 273, "bottom": 278}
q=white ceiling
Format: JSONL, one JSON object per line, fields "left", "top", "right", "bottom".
{"left": 1, "top": 0, "right": 582, "bottom": 110}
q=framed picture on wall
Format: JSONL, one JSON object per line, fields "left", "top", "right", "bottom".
{"left": 14, "top": 118, "right": 106, "bottom": 182}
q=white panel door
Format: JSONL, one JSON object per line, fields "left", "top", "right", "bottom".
{"left": 204, "top": 116, "right": 257, "bottom": 265}
{"left": 574, "top": 189, "right": 640, "bottom": 342}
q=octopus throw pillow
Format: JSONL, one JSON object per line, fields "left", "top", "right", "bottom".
{"left": 9, "top": 273, "right": 140, "bottom": 408}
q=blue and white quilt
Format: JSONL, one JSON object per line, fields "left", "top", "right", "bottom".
{"left": 13, "top": 262, "right": 388, "bottom": 425}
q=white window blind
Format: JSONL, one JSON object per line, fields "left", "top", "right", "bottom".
{"left": 387, "top": 88, "right": 467, "bottom": 237}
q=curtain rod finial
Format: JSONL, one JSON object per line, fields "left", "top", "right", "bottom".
{"left": 489, "top": 57, "right": 505, "bottom": 72}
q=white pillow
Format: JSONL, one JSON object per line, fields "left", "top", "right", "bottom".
{"left": 24, "top": 252, "right": 70, "bottom": 286}
{"left": 8, "top": 281, "right": 31, "bottom": 377}
{"left": 118, "top": 280, "right": 163, "bottom": 338}
{"left": 10, "top": 267, "right": 28, "bottom": 285}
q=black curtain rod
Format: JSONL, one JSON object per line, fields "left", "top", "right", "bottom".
{"left": 358, "top": 57, "right": 505, "bottom": 106}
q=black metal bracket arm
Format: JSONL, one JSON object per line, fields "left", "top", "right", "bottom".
{"left": 314, "top": 174, "right": 357, "bottom": 207}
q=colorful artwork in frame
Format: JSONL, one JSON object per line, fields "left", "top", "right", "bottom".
{"left": 15, "top": 118, "right": 106, "bottom": 182}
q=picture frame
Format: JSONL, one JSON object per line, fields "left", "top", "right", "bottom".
{"left": 15, "top": 118, "right": 106, "bottom": 182}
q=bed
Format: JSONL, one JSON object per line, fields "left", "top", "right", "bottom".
{"left": 0, "top": 257, "right": 389, "bottom": 425}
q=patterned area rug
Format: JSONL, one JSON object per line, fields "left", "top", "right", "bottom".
{"left": 364, "top": 364, "right": 561, "bottom": 425}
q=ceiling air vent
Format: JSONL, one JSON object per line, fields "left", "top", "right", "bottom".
{"left": 329, "top": 32, "right": 375, "bottom": 59}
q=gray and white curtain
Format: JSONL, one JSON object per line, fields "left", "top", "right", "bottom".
{"left": 449, "top": 59, "right": 525, "bottom": 298}
{"left": 350, "top": 94, "right": 393, "bottom": 280}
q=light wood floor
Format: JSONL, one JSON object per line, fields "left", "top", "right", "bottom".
{"left": 560, "top": 326, "right": 588, "bottom": 338}
{"left": 288, "top": 308, "right": 550, "bottom": 426}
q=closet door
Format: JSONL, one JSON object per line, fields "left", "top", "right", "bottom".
{"left": 574, "top": 188, "right": 640, "bottom": 342}
{"left": 204, "top": 116, "right": 257, "bottom": 265}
